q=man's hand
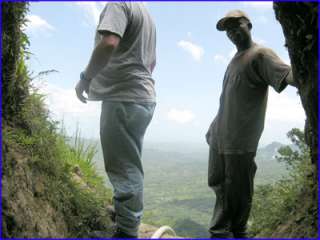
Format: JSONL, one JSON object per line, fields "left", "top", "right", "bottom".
{"left": 75, "top": 80, "right": 88, "bottom": 103}
{"left": 76, "top": 33, "right": 119, "bottom": 104}
{"left": 75, "top": 72, "right": 90, "bottom": 103}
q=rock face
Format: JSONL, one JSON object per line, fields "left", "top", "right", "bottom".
{"left": 274, "top": 2, "right": 318, "bottom": 165}
{"left": 268, "top": 2, "right": 318, "bottom": 238}
{"left": 2, "top": 140, "right": 68, "bottom": 238}
{"left": 2, "top": 2, "right": 30, "bottom": 123}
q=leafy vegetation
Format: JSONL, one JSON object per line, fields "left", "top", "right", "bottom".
{"left": 3, "top": 117, "right": 113, "bottom": 237}
{"left": 2, "top": 2, "right": 113, "bottom": 237}
{"left": 2, "top": 2, "right": 30, "bottom": 123}
{"left": 249, "top": 128, "right": 317, "bottom": 238}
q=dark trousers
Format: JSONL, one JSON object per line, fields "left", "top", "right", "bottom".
{"left": 208, "top": 148, "right": 257, "bottom": 238}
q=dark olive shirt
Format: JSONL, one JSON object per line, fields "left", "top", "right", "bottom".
{"left": 210, "top": 43, "right": 290, "bottom": 154}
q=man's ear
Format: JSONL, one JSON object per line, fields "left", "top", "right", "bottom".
{"left": 248, "top": 22, "right": 252, "bottom": 30}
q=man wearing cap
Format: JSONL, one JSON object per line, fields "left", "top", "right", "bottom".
{"left": 206, "top": 10, "right": 295, "bottom": 238}
{"left": 75, "top": 2, "right": 156, "bottom": 238}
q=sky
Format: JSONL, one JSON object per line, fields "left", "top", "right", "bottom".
{"left": 26, "top": 1, "right": 305, "bottom": 147}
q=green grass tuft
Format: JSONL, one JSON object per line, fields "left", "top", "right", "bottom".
{"left": 3, "top": 89, "right": 113, "bottom": 237}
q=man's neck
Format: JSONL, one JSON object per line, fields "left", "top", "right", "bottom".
{"left": 236, "top": 39, "right": 253, "bottom": 52}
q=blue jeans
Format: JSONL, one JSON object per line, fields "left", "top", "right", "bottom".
{"left": 100, "top": 101, "right": 155, "bottom": 236}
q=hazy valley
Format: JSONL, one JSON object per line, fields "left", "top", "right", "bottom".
{"left": 80, "top": 140, "right": 287, "bottom": 238}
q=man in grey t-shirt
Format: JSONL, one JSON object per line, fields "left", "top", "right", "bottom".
{"left": 75, "top": 2, "right": 156, "bottom": 238}
{"left": 206, "top": 10, "right": 295, "bottom": 238}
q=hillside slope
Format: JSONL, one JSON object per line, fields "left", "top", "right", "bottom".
{"left": 2, "top": 132, "right": 68, "bottom": 237}
{"left": 2, "top": 123, "right": 114, "bottom": 238}
{"left": 2, "top": 3, "right": 114, "bottom": 237}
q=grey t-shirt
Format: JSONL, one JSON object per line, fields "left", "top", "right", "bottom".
{"left": 210, "top": 43, "right": 291, "bottom": 154}
{"left": 88, "top": 2, "right": 156, "bottom": 103}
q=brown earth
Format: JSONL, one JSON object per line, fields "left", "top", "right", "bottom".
{"left": 2, "top": 138, "right": 69, "bottom": 238}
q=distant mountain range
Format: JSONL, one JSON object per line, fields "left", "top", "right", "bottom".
{"left": 256, "top": 141, "right": 284, "bottom": 161}
{"left": 143, "top": 140, "right": 287, "bottom": 162}
{"left": 68, "top": 137, "right": 288, "bottom": 162}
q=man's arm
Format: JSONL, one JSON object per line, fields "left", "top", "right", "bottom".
{"left": 84, "top": 32, "right": 120, "bottom": 79}
{"left": 75, "top": 32, "right": 120, "bottom": 103}
{"left": 285, "top": 69, "right": 297, "bottom": 87}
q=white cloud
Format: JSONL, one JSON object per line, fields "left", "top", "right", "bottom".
{"left": 242, "top": 1, "right": 273, "bottom": 9}
{"left": 74, "top": 2, "right": 149, "bottom": 26}
{"left": 266, "top": 90, "right": 305, "bottom": 123}
{"left": 263, "top": 90, "right": 305, "bottom": 145}
{"left": 25, "top": 15, "right": 55, "bottom": 32}
{"left": 167, "top": 108, "right": 195, "bottom": 124}
{"left": 33, "top": 80, "right": 100, "bottom": 120}
{"left": 75, "top": 2, "right": 106, "bottom": 25}
{"left": 178, "top": 40, "right": 204, "bottom": 62}
{"left": 32, "top": 79, "right": 102, "bottom": 139}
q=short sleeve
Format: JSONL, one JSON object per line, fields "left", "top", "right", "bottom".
{"left": 254, "top": 48, "right": 291, "bottom": 93}
{"left": 97, "top": 3, "right": 128, "bottom": 38}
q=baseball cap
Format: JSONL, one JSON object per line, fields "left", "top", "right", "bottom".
{"left": 216, "top": 10, "right": 251, "bottom": 31}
